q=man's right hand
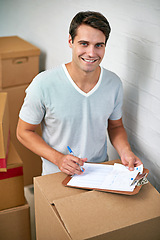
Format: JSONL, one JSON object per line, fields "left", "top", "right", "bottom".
{"left": 57, "top": 154, "right": 87, "bottom": 175}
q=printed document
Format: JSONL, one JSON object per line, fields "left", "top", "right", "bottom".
{"left": 67, "top": 163, "right": 143, "bottom": 192}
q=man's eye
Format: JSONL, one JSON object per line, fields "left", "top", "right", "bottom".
{"left": 81, "top": 42, "right": 88, "bottom": 46}
{"left": 96, "top": 44, "right": 103, "bottom": 48}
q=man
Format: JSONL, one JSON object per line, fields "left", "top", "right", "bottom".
{"left": 17, "top": 11, "right": 142, "bottom": 176}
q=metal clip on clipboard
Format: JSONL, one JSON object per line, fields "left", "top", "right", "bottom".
{"left": 131, "top": 172, "right": 149, "bottom": 186}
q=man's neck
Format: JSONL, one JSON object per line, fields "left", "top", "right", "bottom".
{"left": 65, "top": 62, "right": 101, "bottom": 93}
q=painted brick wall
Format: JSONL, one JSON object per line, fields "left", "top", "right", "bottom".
{"left": 0, "top": 0, "right": 159, "bottom": 191}
{"left": 104, "top": 1, "right": 160, "bottom": 192}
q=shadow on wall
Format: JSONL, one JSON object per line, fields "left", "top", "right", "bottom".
{"left": 39, "top": 50, "right": 47, "bottom": 72}
{"left": 124, "top": 35, "right": 160, "bottom": 190}
{"left": 124, "top": 33, "right": 153, "bottom": 139}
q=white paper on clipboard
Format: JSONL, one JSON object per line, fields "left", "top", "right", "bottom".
{"left": 67, "top": 163, "right": 143, "bottom": 192}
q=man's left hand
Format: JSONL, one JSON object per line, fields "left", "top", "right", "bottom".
{"left": 121, "top": 150, "right": 142, "bottom": 171}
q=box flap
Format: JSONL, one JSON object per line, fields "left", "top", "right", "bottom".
{"left": 54, "top": 183, "right": 160, "bottom": 240}
{"left": 0, "top": 36, "right": 40, "bottom": 59}
{"left": 34, "top": 172, "right": 87, "bottom": 204}
{"left": 7, "top": 141, "right": 23, "bottom": 169}
{"left": 0, "top": 92, "right": 9, "bottom": 159}
{"left": 0, "top": 92, "right": 7, "bottom": 123}
{"left": 0, "top": 200, "right": 28, "bottom": 214}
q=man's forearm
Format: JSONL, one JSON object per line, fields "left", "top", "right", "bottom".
{"left": 107, "top": 118, "right": 142, "bottom": 169}
{"left": 108, "top": 125, "right": 131, "bottom": 157}
{"left": 107, "top": 118, "right": 132, "bottom": 158}
{"left": 17, "top": 127, "right": 63, "bottom": 166}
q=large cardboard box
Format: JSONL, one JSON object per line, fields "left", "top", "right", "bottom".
{"left": 0, "top": 84, "right": 42, "bottom": 185}
{"left": 0, "top": 36, "right": 40, "bottom": 88}
{"left": 0, "top": 201, "right": 31, "bottom": 240}
{"left": 34, "top": 160, "right": 160, "bottom": 240}
{"left": 0, "top": 92, "right": 10, "bottom": 172}
{"left": 0, "top": 141, "right": 25, "bottom": 211}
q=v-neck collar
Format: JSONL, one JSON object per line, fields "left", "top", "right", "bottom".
{"left": 62, "top": 64, "right": 103, "bottom": 97}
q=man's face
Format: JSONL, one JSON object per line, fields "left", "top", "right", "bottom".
{"left": 69, "top": 24, "right": 106, "bottom": 73}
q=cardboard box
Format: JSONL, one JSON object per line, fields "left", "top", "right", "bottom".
{"left": 0, "top": 36, "right": 40, "bottom": 88}
{"left": 0, "top": 92, "right": 10, "bottom": 172}
{"left": 34, "top": 160, "right": 160, "bottom": 240}
{"left": 0, "top": 141, "right": 25, "bottom": 211}
{"left": 0, "top": 84, "right": 42, "bottom": 185}
{"left": 0, "top": 201, "right": 31, "bottom": 240}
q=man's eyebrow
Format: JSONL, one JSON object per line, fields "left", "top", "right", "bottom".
{"left": 78, "top": 40, "right": 105, "bottom": 45}
{"left": 96, "top": 42, "right": 105, "bottom": 45}
{"left": 78, "top": 40, "right": 89, "bottom": 43}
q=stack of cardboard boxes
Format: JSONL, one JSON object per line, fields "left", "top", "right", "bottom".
{"left": 0, "top": 36, "right": 42, "bottom": 185}
{"left": 0, "top": 36, "right": 41, "bottom": 239}
{"left": 0, "top": 92, "right": 31, "bottom": 240}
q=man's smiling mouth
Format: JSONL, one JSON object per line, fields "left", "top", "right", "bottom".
{"left": 81, "top": 57, "right": 98, "bottom": 63}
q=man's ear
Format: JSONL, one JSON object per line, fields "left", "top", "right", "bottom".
{"left": 68, "top": 34, "right": 73, "bottom": 48}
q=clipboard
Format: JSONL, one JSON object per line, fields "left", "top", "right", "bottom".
{"left": 62, "top": 165, "right": 149, "bottom": 196}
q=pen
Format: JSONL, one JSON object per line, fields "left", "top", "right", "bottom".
{"left": 67, "top": 146, "right": 84, "bottom": 172}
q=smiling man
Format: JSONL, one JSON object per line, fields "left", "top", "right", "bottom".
{"left": 17, "top": 11, "right": 142, "bottom": 176}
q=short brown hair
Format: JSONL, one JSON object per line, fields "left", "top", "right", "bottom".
{"left": 69, "top": 11, "right": 111, "bottom": 44}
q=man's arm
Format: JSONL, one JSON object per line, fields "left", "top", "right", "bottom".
{"left": 107, "top": 118, "right": 142, "bottom": 170}
{"left": 16, "top": 118, "right": 87, "bottom": 175}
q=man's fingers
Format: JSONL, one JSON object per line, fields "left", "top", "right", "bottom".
{"left": 128, "top": 158, "right": 135, "bottom": 171}
{"left": 81, "top": 157, "right": 88, "bottom": 163}
{"left": 59, "top": 154, "right": 87, "bottom": 175}
{"left": 63, "top": 159, "right": 85, "bottom": 175}
{"left": 60, "top": 164, "right": 80, "bottom": 175}
{"left": 134, "top": 157, "right": 142, "bottom": 166}
{"left": 121, "top": 151, "right": 143, "bottom": 172}
{"left": 70, "top": 155, "right": 87, "bottom": 167}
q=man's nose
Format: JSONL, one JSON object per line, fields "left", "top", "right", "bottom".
{"left": 86, "top": 45, "right": 95, "bottom": 57}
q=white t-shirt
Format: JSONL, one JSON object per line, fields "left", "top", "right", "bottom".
{"left": 19, "top": 64, "right": 123, "bottom": 175}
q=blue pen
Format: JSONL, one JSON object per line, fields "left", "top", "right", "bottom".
{"left": 67, "top": 146, "right": 84, "bottom": 172}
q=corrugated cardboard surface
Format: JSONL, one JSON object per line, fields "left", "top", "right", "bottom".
{"left": 0, "top": 84, "right": 42, "bottom": 185}
{"left": 0, "top": 36, "right": 40, "bottom": 59}
{"left": 0, "top": 36, "right": 40, "bottom": 88}
{"left": 1, "top": 56, "right": 39, "bottom": 88}
{"left": 0, "top": 201, "right": 31, "bottom": 240}
{"left": 54, "top": 186, "right": 160, "bottom": 240}
{"left": 0, "top": 141, "right": 25, "bottom": 211}
{"left": 34, "top": 160, "right": 160, "bottom": 240}
{"left": 0, "top": 92, "right": 9, "bottom": 168}
{"left": 34, "top": 177, "right": 71, "bottom": 240}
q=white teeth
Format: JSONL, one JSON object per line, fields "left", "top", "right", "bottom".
{"left": 82, "top": 58, "right": 96, "bottom": 63}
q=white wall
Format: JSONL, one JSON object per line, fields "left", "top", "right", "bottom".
{"left": 1, "top": 0, "right": 160, "bottom": 191}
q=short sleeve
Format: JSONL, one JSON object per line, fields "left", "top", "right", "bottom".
{"left": 19, "top": 74, "right": 46, "bottom": 124}
{"left": 109, "top": 81, "right": 123, "bottom": 120}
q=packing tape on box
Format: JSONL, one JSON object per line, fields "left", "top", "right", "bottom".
{"left": 0, "top": 166, "right": 23, "bottom": 180}
{"left": 0, "top": 131, "right": 10, "bottom": 171}
{"left": 0, "top": 158, "right": 7, "bottom": 170}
